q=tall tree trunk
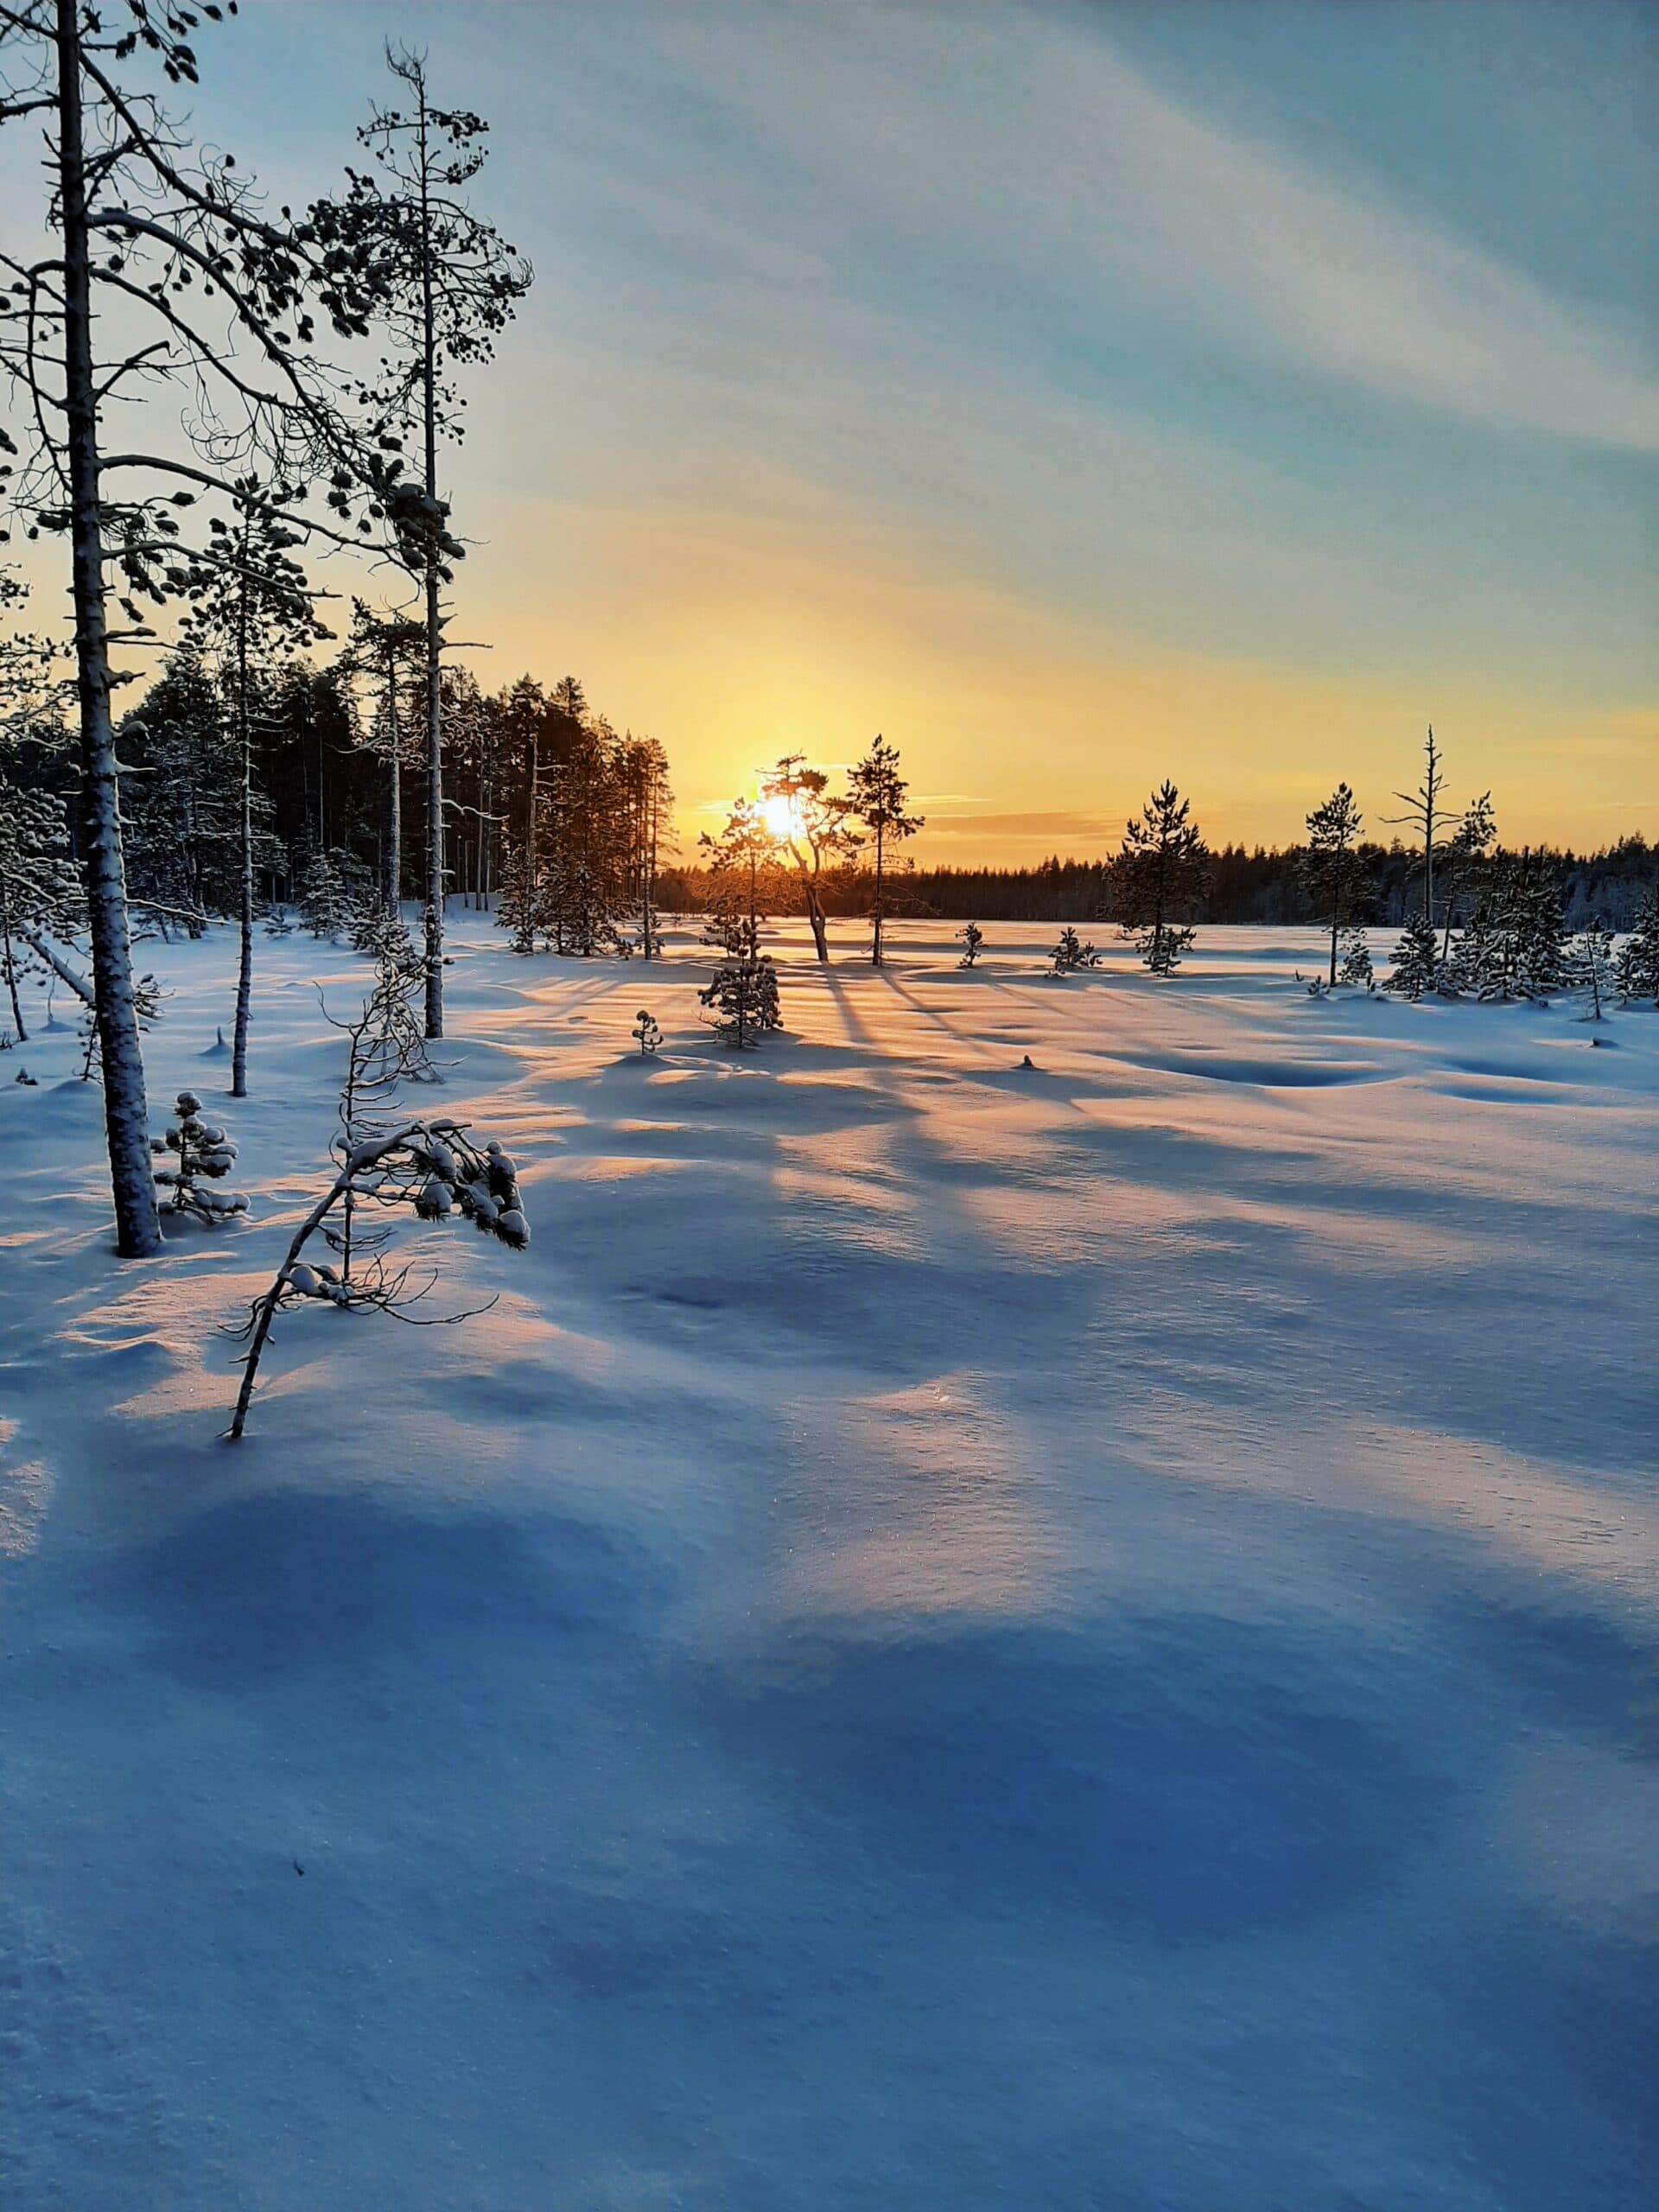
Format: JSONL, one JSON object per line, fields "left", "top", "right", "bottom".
{"left": 418, "top": 86, "right": 445, "bottom": 1039}
{"left": 871, "top": 824, "right": 885, "bottom": 966}
{"left": 231, "top": 575, "right": 253, "bottom": 1096}
{"left": 1, "top": 899, "right": 26, "bottom": 1043}
{"left": 385, "top": 670, "right": 402, "bottom": 912}
{"left": 1329, "top": 908, "right": 1339, "bottom": 988}
{"left": 56, "top": 1, "right": 161, "bottom": 1256}
{"left": 805, "top": 881, "right": 828, "bottom": 963}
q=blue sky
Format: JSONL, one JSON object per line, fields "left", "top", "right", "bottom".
{"left": 10, "top": 0, "right": 1656, "bottom": 851}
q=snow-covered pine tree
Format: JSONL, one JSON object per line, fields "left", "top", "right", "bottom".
{"left": 323, "top": 931, "right": 437, "bottom": 1283}
{"left": 632, "top": 1009, "right": 663, "bottom": 1056}
{"left": 1050, "top": 926, "right": 1099, "bottom": 975}
{"left": 150, "top": 1091, "right": 248, "bottom": 1225}
{"left": 1385, "top": 914, "right": 1440, "bottom": 999}
{"left": 0, "top": 770, "right": 79, "bottom": 1043}
{"left": 1438, "top": 793, "right": 1497, "bottom": 961}
{"left": 700, "top": 917, "right": 782, "bottom": 1047}
{"left": 1503, "top": 853, "right": 1568, "bottom": 1001}
{"left": 1109, "top": 780, "right": 1210, "bottom": 975}
{"left": 296, "top": 849, "right": 373, "bottom": 940}
{"left": 1615, "top": 883, "right": 1659, "bottom": 1005}
{"left": 1338, "top": 927, "right": 1375, "bottom": 990}
{"left": 1564, "top": 917, "right": 1617, "bottom": 1021}
{"left": 958, "top": 922, "right": 984, "bottom": 968}
{"left": 227, "top": 1115, "right": 527, "bottom": 1440}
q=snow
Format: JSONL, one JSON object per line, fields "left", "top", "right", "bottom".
{"left": 1, "top": 918, "right": 1655, "bottom": 2210}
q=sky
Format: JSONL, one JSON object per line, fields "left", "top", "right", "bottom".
{"left": 9, "top": 0, "right": 1657, "bottom": 858}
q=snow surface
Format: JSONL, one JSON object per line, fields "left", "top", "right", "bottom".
{"left": 1, "top": 918, "right": 1656, "bottom": 2210}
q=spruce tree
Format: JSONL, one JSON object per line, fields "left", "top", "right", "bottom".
{"left": 957, "top": 922, "right": 984, "bottom": 968}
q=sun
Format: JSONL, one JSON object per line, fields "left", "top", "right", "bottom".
{"left": 760, "top": 793, "right": 799, "bottom": 843}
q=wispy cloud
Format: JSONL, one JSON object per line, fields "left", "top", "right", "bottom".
{"left": 629, "top": 3, "right": 1657, "bottom": 449}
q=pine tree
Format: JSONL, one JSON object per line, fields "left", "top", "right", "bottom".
{"left": 700, "top": 796, "right": 783, "bottom": 944}
{"left": 343, "top": 601, "right": 426, "bottom": 915}
{"left": 1385, "top": 914, "right": 1440, "bottom": 999}
{"left": 150, "top": 1090, "right": 247, "bottom": 1225}
{"left": 700, "top": 917, "right": 782, "bottom": 1047}
{"left": 632, "top": 1009, "right": 662, "bottom": 1056}
{"left": 1444, "top": 851, "right": 1566, "bottom": 1001}
{"left": 118, "top": 647, "right": 232, "bottom": 921}
{"left": 1109, "top": 780, "right": 1210, "bottom": 975}
{"left": 1615, "top": 884, "right": 1659, "bottom": 1006}
{"left": 181, "top": 484, "right": 333, "bottom": 1096}
{"left": 844, "top": 734, "right": 923, "bottom": 965}
{"left": 1383, "top": 726, "right": 1459, "bottom": 936}
{"left": 1338, "top": 927, "right": 1375, "bottom": 990}
{"left": 1300, "top": 783, "right": 1370, "bottom": 986}
{"left": 957, "top": 922, "right": 984, "bottom": 969}
{"left": 1049, "top": 926, "right": 1099, "bottom": 975}
{"left": 296, "top": 849, "right": 372, "bottom": 940}
{"left": 1564, "top": 917, "right": 1617, "bottom": 1021}
{"left": 330, "top": 48, "right": 533, "bottom": 1039}
{"left": 0, "top": 770, "right": 79, "bottom": 1042}
{"left": 760, "top": 755, "right": 859, "bottom": 963}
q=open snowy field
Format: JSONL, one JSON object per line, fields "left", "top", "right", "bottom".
{"left": 2, "top": 918, "right": 1656, "bottom": 2211}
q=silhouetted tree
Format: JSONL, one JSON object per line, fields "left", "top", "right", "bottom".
{"left": 1110, "top": 780, "right": 1211, "bottom": 975}
{"left": 844, "top": 733, "right": 923, "bottom": 965}
{"left": 760, "top": 754, "right": 858, "bottom": 963}
{"left": 1300, "top": 782, "right": 1370, "bottom": 986}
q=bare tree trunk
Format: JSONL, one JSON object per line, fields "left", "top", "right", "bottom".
{"left": 871, "top": 824, "right": 885, "bottom": 966}
{"left": 231, "top": 573, "right": 254, "bottom": 1096}
{"left": 416, "top": 86, "right": 446, "bottom": 1039}
{"left": 56, "top": 0, "right": 160, "bottom": 1256}
{"left": 805, "top": 884, "right": 828, "bottom": 963}
{"left": 1329, "top": 910, "right": 1339, "bottom": 988}
{"left": 385, "top": 671, "right": 403, "bottom": 912}
{"left": 1, "top": 903, "right": 27, "bottom": 1042}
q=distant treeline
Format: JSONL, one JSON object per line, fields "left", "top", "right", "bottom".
{"left": 660, "top": 836, "right": 1656, "bottom": 931}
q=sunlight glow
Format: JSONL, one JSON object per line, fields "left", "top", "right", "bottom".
{"left": 761, "top": 793, "right": 801, "bottom": 844}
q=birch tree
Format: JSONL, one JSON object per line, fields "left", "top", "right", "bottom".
{"left": 0, "top": 0, "right": 397, "bottom": 1252}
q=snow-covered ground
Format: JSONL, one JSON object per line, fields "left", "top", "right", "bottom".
{"left": 2, "top": 918, "right": 1655, "bottom": 2210}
